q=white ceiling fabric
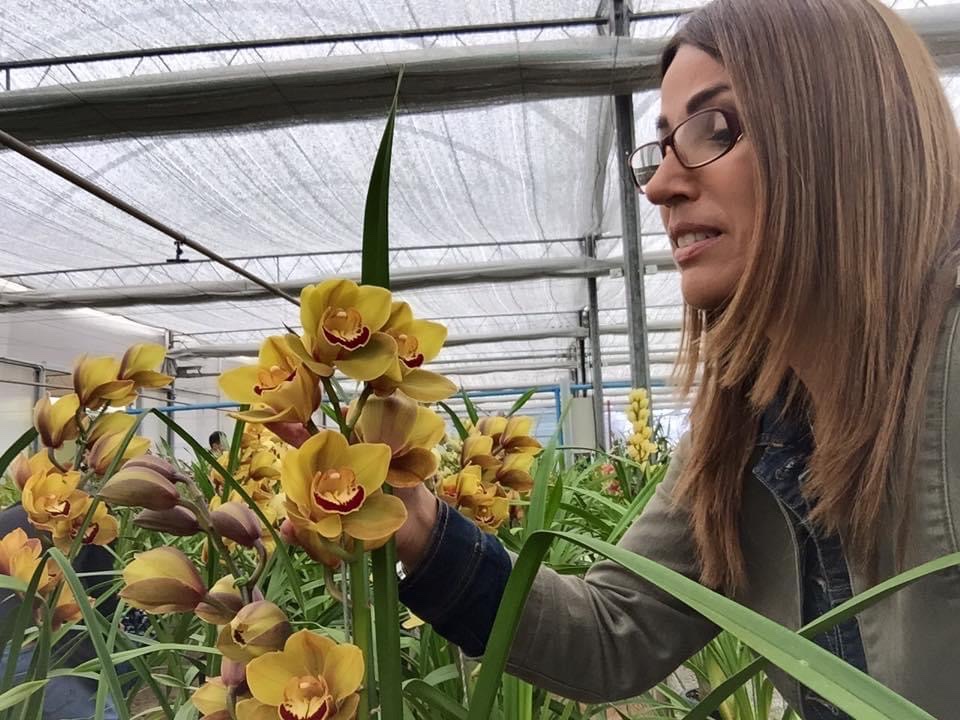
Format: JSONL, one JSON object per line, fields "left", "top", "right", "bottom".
{"left": 0, "top": 0, "right": 952, "bottom": 394}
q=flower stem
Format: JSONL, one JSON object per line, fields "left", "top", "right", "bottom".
{"left": 246, "top": 541, "right": 269, "bottom": 593}
{"left": 349, "top": 549, "right": 377, "bottom": 718}
{"left": 344, "top": 384, "right": 374, "bottom": 438}
{"left": 180, "top": 497, "right": 249, "bottom": 604}
{"left": 320, "top": 376, "right": 348, "bottom": 434}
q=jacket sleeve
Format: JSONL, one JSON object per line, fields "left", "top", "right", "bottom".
{"left": 504, "top": 433, "right": 719, "bottom": 703}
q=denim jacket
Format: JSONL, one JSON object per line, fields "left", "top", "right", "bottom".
{"left": 401, "top": 293, "right": 960, "bottom": 719}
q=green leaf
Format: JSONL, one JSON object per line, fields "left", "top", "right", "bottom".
{"left": 404, "top": 679, "right": 468, "bottom": 720}
{"left": 684, "top": 550, "right": 960, "bottom": 720}
{"left": 0, "top": 576, "right": 27, "bottom": 594}
{"left": 0, "top": 548, "right": 50, "bottom": 699}
{"left": 460, "top": 389, "right": 479, "bottom": 427}
{"left": 438, "top": 402, "right": 469, "bottom": 441}
{"left": 507, "top": 388, "right": 539, "bottom": 417}
{"left": 469, "top": 531, "right": 946, "bottom": 720}
{"left": 361, "top": 69, "right": 403, "bottom": 289}
{"left": 0, "top": 681, "right": 47, "bottom": 713}
{"left": 226, "top": 412, "right": 247, "bottom": 477}
{"left": 17, "top": 600, "right": 51, "bottom": 720}
{"left": 372, "top": 539, "right": 404, "bottom": 720}
{"left": 47, "top": 548, "right": 130, "bottom": 720}
{"left": 0, "top": 428, "right": 37, "bottom": 480}
{"left": 523, "top": 432, "right": 560, "bottom": 540}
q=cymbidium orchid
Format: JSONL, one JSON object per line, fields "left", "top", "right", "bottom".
{"left": 73, "top": 355, "right": 135, "bottom": 409}
{"left": 243, "top": 629, "right": 363, "bottom": 720}
{"left": 217, "top": 600, "right": 291, "bottom": 663}
{"left": 192, "top": 677, "right": 270, "bottom": 720}
{"left": 0, "top": 528, "right": 49, "bottom": 589}
{"left": 353, "top": 392, "right": 446, "bottom": 488}
{"left": 295, "top": 278, "right": 398, "bottom": 383}
{"left": 120, "top": 547, "right": 207, "bottom": 613}
{"left": 33, "top": 393, "right": 82, "bottom": 450}
{"left": 21, "top": 470, "right": 86, "bottom": 528}
{"left": 48, "top": 496, "right": 119, "bottom": 552}
{"left": 99, "top": 464, "right": 180, "bottom": 511}
{"left": 281, "top": 430, "right": 405, "bottom": 547}
{"left": 625, "top": 387, "right": 657, "bottom": 463}
{"left": 118, "top": 343, "right": 174, "bottom": 393}
{"left": 367, "top": 302, "right": 456, "bottom": 402}
{"left": 86, "top": 429, "right": 151, "bottom": 476}
{"left": 219, "top": 335, "right": 322, "bottom": 425}
{"left": 9, "top": 450, "right": 61, "bottom": 492}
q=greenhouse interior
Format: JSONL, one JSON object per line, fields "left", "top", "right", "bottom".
{"left": 1, "top": 1, "right": 959, "bottom": 719}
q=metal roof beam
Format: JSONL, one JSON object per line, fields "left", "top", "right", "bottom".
{"left": 0, "top": 255, "right": 643, "bottom": 312}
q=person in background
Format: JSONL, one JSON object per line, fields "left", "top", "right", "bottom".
{"left": 208, "top": 430, "right": 227, "bottom": 455}
{"left": 277, "top": 1, "right": 960, "bottom": 718}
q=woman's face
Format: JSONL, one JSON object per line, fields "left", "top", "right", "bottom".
{"left": 643, "top": 45, "right": 757, "bottom": 310}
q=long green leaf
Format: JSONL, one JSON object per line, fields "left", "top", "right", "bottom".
{"left": 460, "top": 389, "right": 479, "bottom": 427}
{"left": 404, "top": 679, "right": 468, "bottom": 720}
{"left": 361, "top": 70, "right": 403, "bottom": 288}
{"left": 0, "top": 681, "right": 47, "bottom": 713}
{"left": 685, "top": 550, "right": 960, "bottom": 720}
{"left": 48, "top": 548, "right": 130, "bottom": 720}
{"left": 507, "top": 388, "right": 540, "bottom": 417}
{"left": 438, "top": 402, "right": 470, "bottom": 441}
{"left": 523, "top": 433, "right": 559, "bottom": 540}
{"left": 0, "top": 549, "right": 50, "bottom": 699}
{"left": 151, "top": 410, "right": 308, "bottom": 618}
{"left": 17, "top": 602, "right": 51, "bottom": 720}
{"left": 469, "top": 531, "right": 945, "bottom": 720}
{"left": 0, "top": 428, "right": 37, "bottom": 480}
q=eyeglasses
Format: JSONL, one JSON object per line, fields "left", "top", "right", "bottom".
{"left": 628, "top": 108, "right": 743, "bottom": 192}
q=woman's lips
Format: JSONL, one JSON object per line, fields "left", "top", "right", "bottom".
{"left": 672, "top": 233, "right": 724, "bottom": 266}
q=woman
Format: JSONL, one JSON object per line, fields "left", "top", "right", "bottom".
{"left": 284, "top": 0, "right": 960, "bottom": 717}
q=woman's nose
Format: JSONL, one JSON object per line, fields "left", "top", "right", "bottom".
{"left": 641, "top": 147, "right": 697, "bottom": 206}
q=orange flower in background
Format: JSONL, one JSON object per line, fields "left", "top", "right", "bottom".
{"left": 243, "top": 630, "right": 363, "bottom": 720}
{"left": 295, "top": 278, "right": 398, "bottom": 382}
{"left": 353, "top": 392, "right": 446, "bottom": 488}
{"left": 369, "top": 301, "right": 456, "bottom": 402}
{"left": 219, "top": 335, "right": 322, "bottom": 425}
{"left": 33, "top": 393, "right": 82, "bottom": 450}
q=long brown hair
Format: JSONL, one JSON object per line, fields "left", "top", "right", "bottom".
{"left": 667, "top": 0, "right": 960, "bottom": 592}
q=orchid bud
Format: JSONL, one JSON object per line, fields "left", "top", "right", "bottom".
{"left": 98, "top": 466, "right": 179, "bottom": 511}
{"left": 123, "top": 454, "right": 190, "bottom": 484}
{"left": 133, "top": 507, "right": 200, "bottom": 536}
{"left": 195, "top": 575, "right": 245, "bottom": 625}
{"left": 209, "top": 502, "right": 261, "bottom": 548}
{"left": 220, "top": 658, "right": 246, "bottom": 689}
{"left": 119, "top": 547, "right": 206, "bottom": 614}
{"left": 217, "top": 600, "right": 291, "bottom": 663}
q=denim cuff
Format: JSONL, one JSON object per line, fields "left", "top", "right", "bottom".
{"left": 399, "top": 500, "right": 512, "bottom": 657}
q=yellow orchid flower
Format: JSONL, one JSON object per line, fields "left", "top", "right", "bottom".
{"left": 243, "top": 629, "right": 363, "bottom": 720}
{"left": 21, "top": 470, "right": 86, "bottom": 528}
{"left": 33, "top": 393, "right": 82, "bottom": 450}
{"left": 248, "top": 450, "right": 282, "bottom": 481}
{"left": 8, "top": 450, "right": 60, "bottom": 492}
{"left": 625, "top": 387, "right": 656, "bottom": 464}
{"left": 460, "top": 491, "right": 510, "bottom": 534}
{"left": 73, "top": 355, "right": 135, "bottom": 409}
{"left": 499, "top": 416, "right": 543, "bottom": 455}
{"left": 86, "top": 431, "right": 151, "bottom": 476}
{"left": 219, "top": 336, "right": 322, "bottom": 425}
{"left": 280, "top": 430, "right": 405, "bottom": 545}
{"left": 217, "top": 600, "right": 291, "bottom": 663}
{"left": 119, "top": 343, "right": 174, "bottom": 390}
{"left": 297, "top": 278, "right": 398, "bottom": 382}
{"left": 195, "top": 574, "right": 245, "bottom": 625}
{"left": 353, "top": 392, "right": 446, "bottom": 488}
{"left": 119, "top": 547, "right": 207, "bottom": 614}
{"left": 368, "top": 301, "right": 456, "bottom": 402}
{"left": 493, "top": 451, "right": 536, "bottom": 493}
{"left": 0, "top": 528, "right": 46, "bottom": 588}
{"left": 49, "top": 497, "right": 119, "bottom": 552}
{"left": 192, "top": 677, "right": 270, "bottom": 720}
{"left": 437, "top": 465, "right": 484, "bottom": 507}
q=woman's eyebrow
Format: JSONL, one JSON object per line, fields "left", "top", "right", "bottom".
{"left": 655, "top": 83, "right": 733, "bottom": 132}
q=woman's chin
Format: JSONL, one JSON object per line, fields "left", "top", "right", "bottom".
{"left": 679, "top": 273, "right": 736, "bottom": 311}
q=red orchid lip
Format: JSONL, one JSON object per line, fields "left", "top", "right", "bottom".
{"left": 322, "top": 325, "right": 370, "bottom": 350}
{"left": 314, "top": 486, "right": 365, "bottom": 514}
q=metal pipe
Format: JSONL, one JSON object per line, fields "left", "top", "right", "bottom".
{"left": 128, "top": 400, "right": 240, "bottom": 415}
{"left": 611, "top": 0, "right": 651, "bottom": 391}
{"left": 585, "top": 236, "right": 606, "bottom": 450}
{"left": 0, "top": 9, "right": 690, "bottom": 72}
{"left": 0, "top": 129, "right": 301, "bottom": 307}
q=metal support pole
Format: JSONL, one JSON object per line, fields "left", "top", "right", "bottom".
{"left": 164, "top": 330, "right": 177, "bottom": 454}
{"left": 611, "top": 0, "right": 651, "bottom": 390}
{"left": 32, "top": 365, "right": 46, "bottom": 452}
{"left": 585, "top": 236, "right": 606, "bottom": 451}
{"left": 577, "top": 310, "right": 588, "bottom": 396}
{"left": 3, "top": 69, "right": 10, "bottom": 92}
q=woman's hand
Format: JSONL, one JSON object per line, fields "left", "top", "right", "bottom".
{"left": 268, "top": 421, "right": 439, "bottom": 571}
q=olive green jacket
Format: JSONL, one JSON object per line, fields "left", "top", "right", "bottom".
{"left": 507, "top": 295, "right": 960, "bottom": 718}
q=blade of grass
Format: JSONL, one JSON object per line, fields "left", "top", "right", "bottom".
{"left": 47, "top": 548, "right": 129, "bottom": 720}
{"left": 507, "top": 388, "right": 539, "bottom": 417}
{"left": 438, "top": 402, "right": 469, "bottom": 441}
{"left": 469, "top": 531, "right": 953, "bottom": 720}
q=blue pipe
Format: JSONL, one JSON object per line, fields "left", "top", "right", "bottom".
{"left": 127, "top": 401, "right": 240, "bottom": 415}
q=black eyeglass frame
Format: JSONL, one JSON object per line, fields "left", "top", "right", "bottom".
{"left": 628, "top": 108, "right": 744, "bottom": 190}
